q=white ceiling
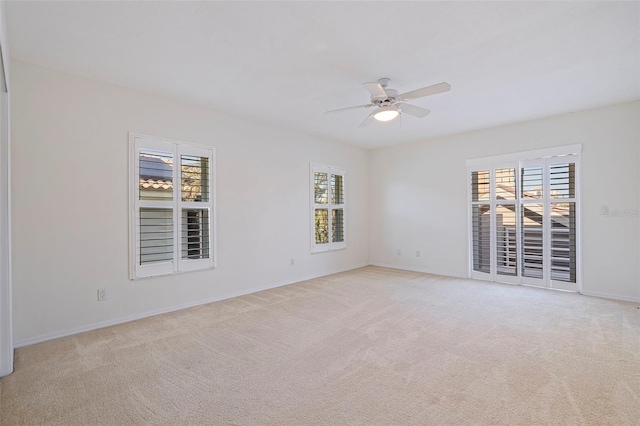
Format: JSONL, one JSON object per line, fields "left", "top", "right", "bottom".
{"left": 6, "top": 1, "right": 640, "bottom": 149}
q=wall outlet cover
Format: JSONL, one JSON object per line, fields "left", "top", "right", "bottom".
{"left": 98, "top": 288, "right": 107, "bottom": 301}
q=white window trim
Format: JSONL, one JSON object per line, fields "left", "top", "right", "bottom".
{"left": 129, "top": 133, "right": 217, "bottom": 280}
{"left": 465, "top": 144, "right": 582, "bottom": 167}
{"left": 310, "top": 163, "right": 347, "bottom": 253}
{"left": 466, "top": 144, "right": 582, "bottom": 293}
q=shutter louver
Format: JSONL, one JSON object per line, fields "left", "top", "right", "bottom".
{"left": 496, "top": 204, "right": 517, "bottom": 276}
{"left": 331, "top": 174, "right": 344, "bottom": 204}
{"left": 181, "top": 209, "right": 210, "bottom": 260}
{"left": 314, "top": 173, "right": 328, "bottom": 204}
{"left": 139, "top": 208, "right": 173, "bottom": 264}
{"left": 495, "top": 168, "right": 516, "bottom": 200}
{"left": 471, "top": 204, "right": 491, "bottom": 273}
{"left": 471, "top": 170, "right": 491, "bottom": 275}
{"left": 521, "top": 204, "right": 544, "bottom": 279}
{"left": 550, "top": 163, "right": 575, "bottom": 199}
{"left": 332, "top": 209, "right": 344, "bottom": 242}
{"left": 550, "top": 202, "right": 576, "bottom": 283}
{"left": 315, "top": 209, "right": 329, "bottom": 244}
{"left": 550, "top": 162, "right": 576, "bottom": 283}
{"left": 471, "top": 171, "right": 490, "bottom": 201}
{"left": 331, "top": 174, "right": 344, "bottom": 243}
{"left": 521, "top": 166, "right": 543, "bottom": 199}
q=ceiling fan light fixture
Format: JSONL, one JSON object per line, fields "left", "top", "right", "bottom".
{"left": 325, "top": 79, "right": 450, "bottom": 126}
{"left": 373, "top": 106, "right": 400, "bottom": 122}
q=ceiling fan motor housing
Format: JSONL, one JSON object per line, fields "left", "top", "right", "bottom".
{"left": 373, "top": 88, "right": 398, "bottom": 104}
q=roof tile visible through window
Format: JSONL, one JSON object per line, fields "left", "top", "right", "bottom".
{"left": 139, "top": 179, "right": 173, "bottom": 190}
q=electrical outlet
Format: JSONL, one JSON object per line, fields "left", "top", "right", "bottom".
{"left": 416, "top": 250, "right": 421, "bottom": 257}
{"left": 290, "top": 258, "right": 295, "bottom": 266}
{"left": 397, "top": 249, "right": 401, "bottom": 256}
{"left": 97, "top": 288, "right": 107, "bottom": 301}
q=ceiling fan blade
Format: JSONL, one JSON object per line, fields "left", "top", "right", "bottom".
{"left": 398, "top": 82, "right": 451, "bottom": 101}
{"left": 362, "top": 82, "right": 388, "bottom": 98}
{"left": 324, "top": 104, "right": 374, "bottom": 114}
{"left": 359, "top": 113, "right": 375, "bottom": 128}
{"left": 399, "top": 103, "right": 431, "bottom": 118}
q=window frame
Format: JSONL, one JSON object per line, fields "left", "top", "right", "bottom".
{"left": 129, "top": 133, "right": 216, "bottom": 279}
{"left": 310, "top": 163, "right": 347, "bottom": 253}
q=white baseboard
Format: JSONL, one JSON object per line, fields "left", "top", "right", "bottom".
{"left": 581, "top": 290, "right": 640, "bottom": 303}
{"left": 373, "top": 263, "right": 640, "bottom": 304}
{"left": 14, "top": 263, "right": 370, "bottom": 348}
{"left": 370, "top": 262, "right": 467, "bottom": 279}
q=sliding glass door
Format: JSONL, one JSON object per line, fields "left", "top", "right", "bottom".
{"left": 469, "top": 155, "right": 579, "bottom": 292}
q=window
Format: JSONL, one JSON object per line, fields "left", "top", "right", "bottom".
{"left": 130, "top": 134, "right": 215, "bottom": 279}
{"left": 311, "top": 164, "right": 346, "bottom": 253}
{"left": 467, "top": 145, "right": 581, "bottom": 292}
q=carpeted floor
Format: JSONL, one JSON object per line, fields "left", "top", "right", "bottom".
{"left": 1, "top": 266, "right": 639, "bottom": 425}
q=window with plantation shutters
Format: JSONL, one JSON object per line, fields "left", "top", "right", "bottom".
{"left": 311, "top": 164, "right": 346, "bottom": 253}
{"left": 130, "top": 134, "right": 215, "bottom": 279}
{"left": 467, "top": 146, "right": 581, "bottom": 293}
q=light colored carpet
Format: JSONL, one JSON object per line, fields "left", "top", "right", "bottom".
{"left": 1, "top": 266, "right": 639, "bottom": 425}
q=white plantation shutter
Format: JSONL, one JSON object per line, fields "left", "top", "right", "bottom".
{"left": 470, "top": 170, "right": 491, "bottom": 275}
{"left": 548, "top": 160, "right": 577, "bottom": 288}
{"left": 311, "top": 164, "right": 346, "bottom": 253}
{"left": 331, "top": 173, "right": 345, "bottom": 244}
{"left": 139, "top": 208, "right": 174, "bottom": 264}
{"left": 496, "top": 204, "right": 517, "bottom": 276}
{"left": 181, "top": 209, "right": 210, "bottom": 260}
{"left": 520, "top": 160, "right": 545, "bottom": 282}
{"left": 521, "top": 203, "right": 544, "bottom": 279}
{"left": 130, "top": 134, "right": 215, "bottom": 279}
{"left": 471, "top": 203, "right": 491, "bottom": 274}
{"left": 495, "top": 167, "right": 518, "bottom": 278}
{"left": 467, "top": 147, "right": 581, "bottom": 292}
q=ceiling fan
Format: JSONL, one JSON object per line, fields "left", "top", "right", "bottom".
{"left": 325, "top": 78, "right": 451, "bottom": 127}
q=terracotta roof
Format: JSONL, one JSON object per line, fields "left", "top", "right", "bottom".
{"left": 140, "top": 178, "right": 172, "bottom": 190}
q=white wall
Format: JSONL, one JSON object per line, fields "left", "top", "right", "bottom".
{"left": 11, "top": 62, "right": 370, "bottom": 345}
{"left": 11, "top": 60, "right": 640, "bottom": 347}
{"left": 370, "top": 101, "right": 640, "bottom": 302}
